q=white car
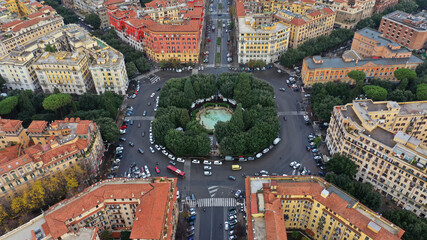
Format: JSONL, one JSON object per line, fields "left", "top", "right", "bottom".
{"left": 213, "top": 160, "right": 223, "bottom": 165}
{"left": 262, "top": 148, "right": 270, "bottom": 154}
{"left": 203, "top": 160, "right": 212, "bottom": 165}
{"left": 155, "top": 144, "right": 161, "bottom": 150}
{"left": 224, "top": 221, "right": 229, "bottom": 231}
{"left": 192, "top": 159, "right": 200, "bottom": 164}
{"left": 204, "top": 171, "right": 212, "bottom": 176}
{"left": 290, "top": 161, "right": 297, "bottom": 167}
{"left": 162, "top": 150, "right": 168, "bottom": 155}
{"left": 293, "top": 163, "right": 301, "bottom": 169}
{"left": 149, "top": 147, "right": 155, "bottom": 153}
{"left": 177, "top": 158, "right": 185, "bottom": 163}
{"left": 150, "top": 93, "right": 155, "bottom": 97}
{"left": 256, "top": 153, "right": 262, "bottom": 158}
{"left": 204, "top": 166, "right": 212, "bottom": 170}
{"left": 150, "top": 139, "right": 154, "bottom": 145}
{"left": 168, "top": 154, "right": 176, "bottom": 161}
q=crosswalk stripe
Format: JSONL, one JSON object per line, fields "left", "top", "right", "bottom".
{"left": 208, "top": 186, "right": 219, "bottom": 198}
{"left": 187, "top": 198, "right": 238, "bottom": 207}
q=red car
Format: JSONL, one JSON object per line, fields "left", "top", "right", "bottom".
{"left": 207, "top": 39, "right": 211, "bottom": 42}
{"left": 120, "top": 125, "right": 127, "bottom": 130}
{"left": 135, "top": 90, "right": 138, "bottom": 95}
{"left": 155, "top": 166, "right": 160, "bottom": 174}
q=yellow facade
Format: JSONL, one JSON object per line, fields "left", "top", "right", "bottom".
{"left": 326, "top": 100, "right": 427, "bottom": 217}
{"left": 5, "top": 0, "right": 30, "bottom": 17}
{"left": 238, "top": 17, "right": 290, "bottom": 63}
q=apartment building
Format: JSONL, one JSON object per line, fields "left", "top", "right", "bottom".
{"left": 351, "top": 27, "right": 413, "bottom": 58}
{"left": 237, "top": 15, "right": 290, "bottom": 64}
{"left": 2, "top": 178, "right": 178, "bottom": 240}
{"left": 4, "top": 0, "right": 30, "bottom": 17}
{"left": 0, "top": 14, "right": 64, "bottom": 57}
{"left": 108, "top": 0, "right": 204, "bottom": 63}
{"left": 301, "top": 27, "right": 423, "bottom": 86}
{"left": 0, "top": 117, "right": 104, "bottom": 197}
{"left": 245, "top": 176, "right": 405, "bottom": 240}
{"left": 33, "top": 51, "right": 92, "bottom": 95}
{"left": 0, "top": 24, "right": 128, "bottom": 95}
{"left": 378, "top": 10, "right": 427, "bottom": 50}
{"left": 317, "top": 0, "right": 375, "bottom": 29}
{"left": 374, "top": 0, "right": 399, "bottom": 14}
{"left": 274, "top": 6, "right": 336, "bottom": 48}
{"left": 326, "top": 100, "right": 427, "bottom": 217}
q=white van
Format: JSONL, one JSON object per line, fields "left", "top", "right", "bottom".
{"left": 273, "top": 138, "right": 281, "bottom": 145}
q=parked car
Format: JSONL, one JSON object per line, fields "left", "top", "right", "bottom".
{"left": 177, "top": 158, "right": 185, "bottom": 163}
{"left": 155, "top": 166, "right": 160, "bottom": 174}
{"left": 204, "top": 166, "right": 212, "bottom": 170}
{"left": 138, "top": 148, "right": 144, "bottom": 154}
{"left": 129, "top": 142, "right": 134, "bottom": 147}
{"left": 214, "top": 160, "right": 223, "bottom": 165}
{"left": 204, "top": 171, "right": 212, "bottom": 176}
{"left": 234, "top": 189, "right": 242, "bottom": 198}
{"left": 192, "top": 159, "right": 200, "bottom": 164}
{"left": 203, "top": 160, "right": 212, "bottom": 165}
{"left": 228, "top": 176, "right": 236, "bottom": 181}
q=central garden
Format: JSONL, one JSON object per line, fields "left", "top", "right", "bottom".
{"left": 152, "top": 73, "right": 280, "bottom": 157}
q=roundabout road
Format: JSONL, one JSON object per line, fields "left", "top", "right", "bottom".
{"left": 116, "top": 67, "right": 317, "bottom": 239}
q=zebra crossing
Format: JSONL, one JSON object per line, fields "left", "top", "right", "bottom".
{"left": 149, "top": 74, "right": 160, "bottom": 84}
{"left": 125, "top": 116, "right": 155, "bottom": 121}
{"left": 277, "top": 111, "right": 306, "bottom": 116}
{"left": 187, "top": 198, "right": 237, "bottom": 207}
{"left": 208, "top": 186, "right": 219, "bottom": 198}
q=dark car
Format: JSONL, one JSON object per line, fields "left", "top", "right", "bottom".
{"left": 119, "top": 137, "right": 126, "bottom": 141}
{"left": 156, "top": 87, "right": 161, "bottom": 91}
{"left": 228, "top": 176, "right": 236, "bottom": 181}
{"left": 283, "top": 116, "right": 287, "bottom": 121}
{"left": 306, "top": 146, "right": 311, "bottom": 151}
{"left": 129, "top": 142, "right": 135, "bottom": 147}
{"left": 318, "top": 171, "right": 326, "bottom": 177}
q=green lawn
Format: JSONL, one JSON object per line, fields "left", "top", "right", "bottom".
{"left": 217, "top": 37, "right": 221, "bottom": 46}
{"left": 216, "top": 52, "right": 221, "bottom": 64}
{"left": 219, "top": 3, "right": 222, "bottom": 9}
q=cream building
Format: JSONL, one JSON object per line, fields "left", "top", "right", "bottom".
{"left": 33, "top": 51, "right": 92, "bottom": 94}
{"left": 0, "top": 49, "right": 39, "bottom": 90}
{"left": 326, "top": 99, "right": 427, "bottom": 217}
{"left": 237, "top": 15, "right": 290, "bottom": 64}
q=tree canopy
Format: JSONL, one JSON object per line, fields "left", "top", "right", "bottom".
{"left": 363, "top": 85, "right": 388, "bottom": 100}
{"left": 326, "top": 154, "right": 358, "bottom": 177}
{"left": 0, "top": 96, "right": 18, "bottom": 115}
{"left": 85, "top": 13, "right": 101, "bottom": 29}
{"left": 416, "top": 83, "right": 427, "bottom": 100}
{"left": 153, "top": 73, "right": 279, "bottom": 156}
{"left": 347, "top": 70, "right": 366, "bottom": 82}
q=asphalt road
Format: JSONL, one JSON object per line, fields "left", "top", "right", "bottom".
{"left": 116, "top": 67, "right": 317, "bottom": 240}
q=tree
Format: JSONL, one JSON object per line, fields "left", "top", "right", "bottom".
{"left": 363, "top": 85, "right": 388, "bottom": 100}
{"left": 234, "top": 73, "right": 252, "bottom": 107}
{"left": 134, "top": 57, "right": 151, "bottom": 73}
{"left": 126, "top": 62, "right": 138, "bottom": 77}
{"left": 184, "top": 78, "right": 196, "bottom": 102}
{"left": 326, "top": 154, "right": 357, "bottom": 177}
{"left": 394, "top": 68, "right": 417, "bottom": 90}
{"left": 347, "top": 70, "right": 366, "bottom": 83}
{"left": 85, "top": 13, "right": 101, "bottom": 29}
{"left": 312, "top": 95, "right": 342, "bottom": 121}
{"left": 100, "top": 230, "right": 113, "bottom": 240}
{"left": 0, "top": 96, "right": 18, "bottom": 115}
{"left": 44, "top": 44, "right": 58, "bottom": 52}
{"left": 42, "top": 93, "right": 72, "bottom": 118}
{"left": 388, "top": 89, "right": 414, "bottom": 102}
{"left": 416, "top": 83, "right": 427, "bottom": 100}
{"left": 95, "top": 117, "right": 120, "bottom": 143}
{"left": 11, "top": 195, "right": 28, "bottom": 216}
{"left": 120, "top": 230, "right": 131, "bottom": 240}
{"left": 0, "top": 75, "right": 5, "bottom": 89}
{"left": 314, "top": 136, "right": 322, "bottom": 147}
{"left": 383, "top": 209, "right": 427, "bottom": 240}
{"left": 230, "top": 104, "right": 244, "bottom": 131}
{"left": 26, "top": 181, "right": 46, "bottom": 211}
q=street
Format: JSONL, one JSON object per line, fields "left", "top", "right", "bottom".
{"left": 116, "top": 66, "right": 316, "bottom": 240}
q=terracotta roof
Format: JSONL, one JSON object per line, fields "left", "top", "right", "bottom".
{"left": 236, "top": 0, "right": 246, "bottom": 18}
{"left": 308, "top": 11, "right": 321, "bottom": 17}
{"left": 106, "top": 5, "right": 118, "bottom": 11}
{"left": 323, "top": 7, "right": 334, "bottom": 14}
{"left": 30, "top": 2, "right": 43, "bottom": 7}
{"left": 40, "top": 6, "right": 55, "bottom": 12}
{"left": 0, "top": 154, "right": 32, "bottom": 173}
{"left": 27, "top": 12, "right": 44, "bottom": 19}
{"left": 12, "top": 17, "right": 46, "bottom": 32}
{"left": 0, "top": 145, "right": 20, "bottom": 164}
{"left": 24, "top": 144, "right": 44, "bottom": 156}
{"left": 0, "top": 119, "right": 22, "bottom": 131}
{"left": 104, "top": 0, "right": 126, "bottom": 6}
{"left": 74, "top": 121, "right": 91, "bottom": 135}
{"left": 2, "top": 19, "right": 24, "bottom": 29}
{"left": 40, "top": 144, "right": 78, "bottom": 164}
{"left": 26, "top": 120, "right": 48, "bottom": 133}
{"left": 144, "top": 18, "right": 200, "bottom": 32}
{"left": 44, "top": 180, "right": 177, "bottom": 240}
{"left": 264, "top": 198, "right": 287, "bottom": 240}
{"left": 126, "top": 18, "right": 145, "bottom": 28}
{"left": 75, "top": 139, "right": 88, "bottom": 150}
{"left": 290, "top": 17, "right": 306, "bottom": 26}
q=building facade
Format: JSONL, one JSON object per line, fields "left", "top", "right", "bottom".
{"left": 374, "top": 0, "right": 399, "bottom": 14}
{"left": 0, "top": 117, "right": 104, "bottom": 197}
{"left": 34, "top": 52, "right": 92, "bottom": 95}
{"left": 378, "top": 10, "right": 427, "bottom": 50}
{"left": 0, "top": 24, "right": 129, "bottom": 95}
{"left": 245, "top": 176, "right": 405, "bottom": 240}
{"left": 274, "top": 6, "right": 336, "bottom": 48}
{"left": 326, "top": 100, "right": 427, "bottom": 217}
{"left": 237, "top": 16, "right": 290, "bottom": 64}
{"left": 301, "top": 27, "right": 423, "bottom": 87}
{"left": 108, "top": 0, "right": 204, "bottom": 63}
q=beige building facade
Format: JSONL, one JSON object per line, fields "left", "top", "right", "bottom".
{"left": 326, "top": 100, "right": 427, "bottom": 217}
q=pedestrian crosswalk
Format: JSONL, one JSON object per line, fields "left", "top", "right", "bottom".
{"left": 187, "top": 198, "right": 237, "bottom": 207}
{"left": 149, "top": 74, "right": 160, "bottom": 84}
{"left": 125, "top": 116, "right": 154, "bottom": 121}
{"left": 277, "top": 111, "right": 306, "bottom": 116}
{"left": 208, "top": 186, "right": 219, "bottom": 198}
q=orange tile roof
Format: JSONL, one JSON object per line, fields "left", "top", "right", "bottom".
{"left": 104, "top": 0, "right": 126, "bottom": 6}
{"left": 308, "top": 11, "right": 321, "bottom": 17}
{"left": 30, "top": 2, "right": 43, "bottom": 7}
{"left": 106, "top": 5, "right": 118, "bottom": 11}
{"left": 236, "top": 0, "right": 246, "bottom": 18}
{"left": 144, "top": 18, "right": 200, "bottom": 32}
{"left": 12, "top": 17, "right": 46, "bottom": 32}
{"left": 74, "top": 122, "right": 90, "bottom": 135}
{"left": 126, "top": 18, "right": 145, "bottom": 28}
{"left": 40, "top": 6, "right": 55, "bottom": 12}
{"left": 40, "top": 144, "right": 79, "bottom": 164}
{"left": 26, "top": 120, "right": 48, "bottom": 133}
{"left": 323, "top": 7, "right": 334, "bottom": 14}
{"left": 0, "top": 118, "right": 22, "bottom": 131}
{"left": 44, "top": 180, "right": 177, "bottom": 240}
{"left": 0, "top": 145, "right": 20, "bottom": 163}
{"left": 2, "top": 19, "right": 24, "bottom": 29}
{"left": 264, "top": 199, "right": 287, "bottom": 240}
{"left": 272, "top": 180, "right": 403, "bottom": 240}
{"left": 0, "top": 154, "right": 32, "bottom": 173}
{"left": 27, "top": 11, "right": 44, "bottom": 19}
{"left": 290, "top": 17, "right": 306, "bottom": 26}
